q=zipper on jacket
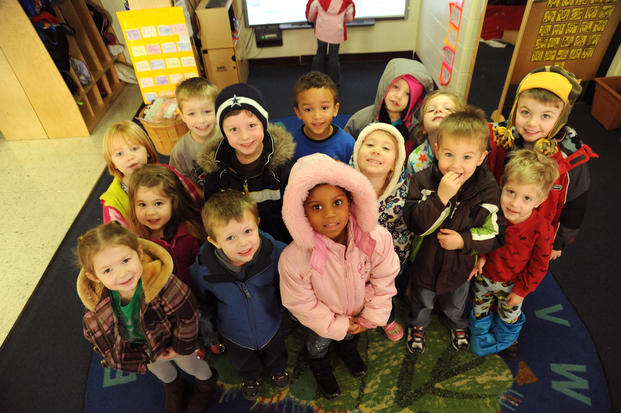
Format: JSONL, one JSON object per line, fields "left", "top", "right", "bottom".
{"left": 243, "top": 180, "right": 249, "bottom": 195}
{"left": 238, "top": 281, "right": 260, "bottom": 349}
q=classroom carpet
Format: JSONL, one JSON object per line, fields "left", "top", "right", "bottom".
{"left": 83, "top": 273, "right": 610, "bottom": 413}
{"left": 81, "top": 115, "right": 610, "bottom": 413}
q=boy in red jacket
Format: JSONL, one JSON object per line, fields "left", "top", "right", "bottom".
{"left": 469, "top": 149, "right": 559, "bottom": 359}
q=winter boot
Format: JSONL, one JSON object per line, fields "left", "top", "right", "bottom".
{"left": 163, "top": 375, "right": 185, "bottom": 413}
{"left": 335, "top": 335, "right": 367, "bottom": 378}
{"left": 188, "top": 368, "right": 219, "bottom": 413}
{"left": 307, "top": 353, "right": 341, "bottom": 400}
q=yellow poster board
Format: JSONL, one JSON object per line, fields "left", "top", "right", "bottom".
{"left": 117, "top": 7, "right": 199, "bottom": 104}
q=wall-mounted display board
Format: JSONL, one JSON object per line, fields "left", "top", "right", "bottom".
{"left": 118, "top": 6, "right": 199, "bottom": 104}
{"left": 243, "top": 0, "right": 407, "bottom": 27}
{"left": 493, "top": 0, "right": 621, "bottom": 120}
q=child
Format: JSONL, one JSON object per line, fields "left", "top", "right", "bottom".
{"left": 128, "top": 163, "right": 205, "bottom": 287}
{"left": 404, "top": 106, "right": 503, "bottom": 355}
{"left": 170, "top": 77, "right": 218, "bottom": 191}
{"left": 488, "top": 65, "right": 597, "bottom": 260}
{"left": 197, "top": 83, "right": 296, "bottom": 242}
{"left": 350, "top": 123, "right": 411, "bottom": 341}
{"left": 190, "top": 190, "right": 290, "bottom": 400}
{"left": 100, "top": 120, "right": 158, "bottom": 227}
{"left": 279, "top": 153, "right": 399, "bottom": 400}
{"left": 344, "top": 58, "right": 434, "bottom": 156}
{"left": 292, "top": 71, "right": 355, "bottom": 161}
{"left": 76, "top": 222, "right": 217, "bottom": 413}
{"left": 469, "top": 149, "right": 558, "bottom": 359}
{"left": 306, "top": 0, "right": 355, "bottom": 85}
{"left": 407, "top": 91, "right": 463, "bottom": 177}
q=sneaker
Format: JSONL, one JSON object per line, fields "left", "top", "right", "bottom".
{"left": 209, "top": 343, "right": 226, "bottom": 355}
{"left": 383, "top": 321, "right": 404, "bottom": 341}
{"left": 271, "top": 369, "right": 290, "bottom": 390}
{"left": 406, "top": 326, "right": 425, "bottom": 354}
{"left": 451, "top": 328, "right": 470, "bottom": 351}
{"left": 501, "top": 340, "right": 519, "bottom": 360}
{"left": 241, "top": 377, "right": 261, "bottom": 400}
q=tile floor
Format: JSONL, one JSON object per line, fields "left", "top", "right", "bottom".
{"left": 0, "top": 84, "right": 143, "bottom": 346}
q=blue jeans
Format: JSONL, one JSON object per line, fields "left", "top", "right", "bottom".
{"left": 306, "top": 328, "right": 354, "bottom": 359}
{"left": 311, "top": 40, "right": 341, "bottom": 85}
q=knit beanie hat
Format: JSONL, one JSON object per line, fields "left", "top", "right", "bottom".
{"left": 498, "top": 66, "right": 582, "bottom": 156}
{"left": 215, "top": 83, "right": 269, "bottom": 135}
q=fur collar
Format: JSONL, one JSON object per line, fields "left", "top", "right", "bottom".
{"left": 197, "top": 123, "right": 295, "bottom": 174}
{"left": 76, "top": 239, "right": 174, "bottom": 311}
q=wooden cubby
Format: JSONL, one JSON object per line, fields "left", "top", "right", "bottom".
{"left": 0, "top": 0, "right": 125, "bottom": 140}
{"left": 195, "top": 0, "right": 248, "bottom": 91}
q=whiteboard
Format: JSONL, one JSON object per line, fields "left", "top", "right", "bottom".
{"left": 244, "top": 0, "right": 408, "bottom": 27}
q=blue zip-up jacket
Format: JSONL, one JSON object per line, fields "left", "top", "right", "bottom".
{"left": 189, "top": 232, "right": 286, "bottom": 350}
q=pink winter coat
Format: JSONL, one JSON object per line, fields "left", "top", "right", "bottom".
{"left": 306, "top": 0, "right": 355, "bottom": 44}
{"left": 278, "top": 154, "right": 399, "bottom": 341}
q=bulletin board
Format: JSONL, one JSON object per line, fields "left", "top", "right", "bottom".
{"left": 493, "top": 0, "right": 621, "bottom": 120}
{"left": 117, "top": 7, "right": 199, "bottom": 104}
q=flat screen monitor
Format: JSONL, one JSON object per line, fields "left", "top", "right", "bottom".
{"left": 244, "top": 0, "right": 407, "bottom": 27}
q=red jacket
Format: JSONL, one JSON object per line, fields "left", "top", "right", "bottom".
{"left": 482, "top": 208, "right": 554, "bottom": 297}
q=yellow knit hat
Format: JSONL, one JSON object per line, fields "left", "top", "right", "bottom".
{"left": 500, "top": 66, "right": 582, "bottom": 156}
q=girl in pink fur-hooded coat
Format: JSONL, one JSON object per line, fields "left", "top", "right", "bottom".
{"left": 279, "top": 153, "right": 399, "bottom": 398}
{"left": 278, "top": 154, "right": 399, "bottom": 340}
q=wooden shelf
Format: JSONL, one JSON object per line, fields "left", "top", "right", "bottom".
{"left": 0, "top": 0, "right": 125, "bottom": 140}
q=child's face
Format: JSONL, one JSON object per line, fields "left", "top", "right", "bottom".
{"left": 208, "top": 210, "right": 261, "bottom": 266}
{"left": 222, "top": 111, "right": 265, "bottom": 164}
{"left": 304, "top": 184, "right": 350, "bottom": 245}
{"left": 110, "top": 137, "right": 149, "bottom": 182}
{"left": 500, "top": 180, "right": 544, "bottom": 224}
{"left": 87, "top": 244, "right": 143, "bottom": 299}
{"left": 294, "top": 87, "right": 339, "bottom": 141}
{"left": 384, "top": 78, "right": 410, "bottom": 116}
{"left": 357, "top": 131, "right": 397, "bottom": 180}
{"left": 179, "top": 97, "right": 216, "bottom": 142}
{"left": 514, "top": 95, "right": 563, "bottom": 143}
{"left": 435, "top": 135, "right": 487, "bottom": 183}
{"left": 423, "top": 95, "right": 458, "bottom": 135}
{"left": 134, "top": 186, "right": 172, "bottom": 239}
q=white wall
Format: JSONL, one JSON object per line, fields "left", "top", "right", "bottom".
{"left": 237, "top": 0, "right": 420, "bottom": 59}
{"left": 606, "top": 44, "right": 621, "bottom": 77}
{"left": 416, "top": 0, "right": 486, "bottom": 101}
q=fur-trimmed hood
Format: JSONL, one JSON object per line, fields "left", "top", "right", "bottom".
{"left": 282, "top": 153, "right": 378, "bottom": 249}
{"left": 351, "top": 122, "right": 407, "bottom": 202}
{"left": 77, "top": 239, "right": 174, "bottom": 311}
{"left": 197, "top": 123, "right": 296, "bottom": 174}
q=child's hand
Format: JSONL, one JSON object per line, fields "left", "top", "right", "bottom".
{"left": 505, "top": 292, "right": 524, "bottom": 307}
{"left": 437, "top": 171, "right": 464, "bottom": 205}
{"left": 347, "top": 317, "right": 368, "bottom": 334}
{"left": 468, "top": 255, "right": 487, "bottom": 280}
{"left": 550, "top": 250, "right": 562, "bottom": 260}
{"left": 437, "top": 229, "right": 464, "bottom": 250}
{"left": 158, "top": 348, "right": 179, "bottom": 360}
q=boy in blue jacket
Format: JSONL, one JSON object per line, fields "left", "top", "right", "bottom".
{"left": 190, "top": 190, "right": 289, "bottom": 400}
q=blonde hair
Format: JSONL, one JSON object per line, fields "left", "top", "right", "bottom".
{"left": 128, "top": 164, "right": 205, "bottom": 241}
{"left": 102, "top": 121, "right": 157, "bottom": 180}
{"left": 415, "top": 90, "right": 463, "bottom": 144}
{"left": 502, "top": 149, "right": 559, "bottom": 199}
{"left": 76, "top": 222, "right": 140, "bottom": 275}
{"left": 175, "top": 77, "right": 218, "bottom": 113}
{"left": 437, "top": 105, "right": 489, "bottom": 152}
{"left": 201, "top": 190, "right": 259, "bottom": 238}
